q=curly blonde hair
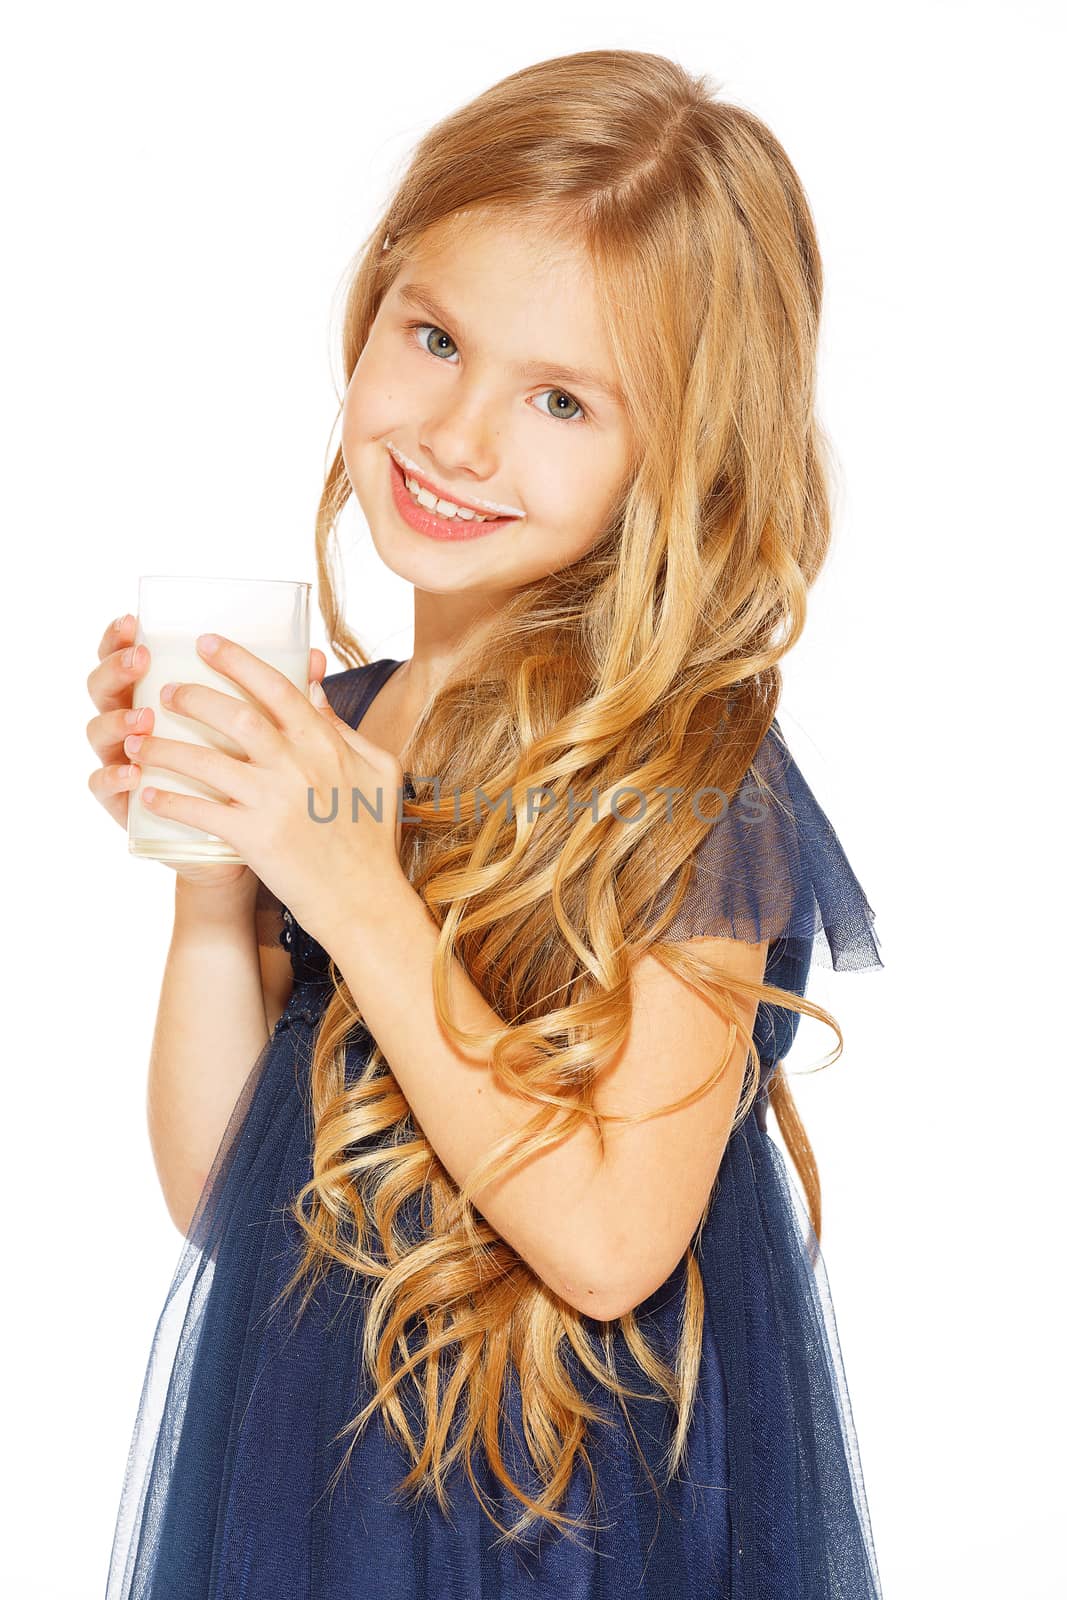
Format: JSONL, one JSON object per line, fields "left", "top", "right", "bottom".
{"left": 270, "top": 48, "right": 844, "bottom": 1549}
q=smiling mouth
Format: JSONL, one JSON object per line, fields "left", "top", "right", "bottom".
{"left": 387, "top": 452, "right": 519, "bottom": 542}
{"left": 385, "top": 442, "right": 525, "bottom": 521}
{"left": 398, "top": 470, "right": 506, "bottom": 523}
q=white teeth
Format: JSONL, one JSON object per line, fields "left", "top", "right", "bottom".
{"left": 404, "top": 474, "right": 494, "bottom": 521}
{"left": 387, "top": 442, "right": 523, "bottom": 517}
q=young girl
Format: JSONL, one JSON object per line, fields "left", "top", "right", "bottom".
{"left": 92, "top": 49, "right": 883, "bottom": 1598}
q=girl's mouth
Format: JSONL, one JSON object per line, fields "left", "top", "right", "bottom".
{"left": 387, "top": 453, "right": 519, "bottom": 542}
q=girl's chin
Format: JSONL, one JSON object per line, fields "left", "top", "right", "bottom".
{"left": 364, "top": 524, "right": 506, "bottom": 590}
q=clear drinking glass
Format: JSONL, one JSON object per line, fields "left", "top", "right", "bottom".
{"left": 127, "top": 574, "right": 312, "bottom": 865}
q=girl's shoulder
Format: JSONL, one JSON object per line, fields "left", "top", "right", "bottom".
{"left": 653, "top": 718, "right": 883, "bottom": 973}
{"left": 320, "top": 658, "right": 400, "bottom": 725}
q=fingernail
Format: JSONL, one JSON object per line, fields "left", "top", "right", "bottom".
{"left": 125, "top": 708, "right": 144, "bottom": 727}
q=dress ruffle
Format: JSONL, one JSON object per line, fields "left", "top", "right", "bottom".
{"left": 653, "top": 717, "right": 882, "bottom": 975}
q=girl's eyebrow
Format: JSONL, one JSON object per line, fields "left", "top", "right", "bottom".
{"left": 396, "top": 281, "right": 623, "bottom": 404}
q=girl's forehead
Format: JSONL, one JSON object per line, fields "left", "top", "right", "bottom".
{"left": 401, "top": 204, "right": 588, "bottom": 272}
{"left": 389, "top": 246, "right": 599, "bottom": 332}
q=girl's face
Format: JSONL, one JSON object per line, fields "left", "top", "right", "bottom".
{"left": 341, "top": 213, "right": 636, "bottom": 601}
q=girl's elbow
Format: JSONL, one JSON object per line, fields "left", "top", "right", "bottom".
{"left": 545, "top": 1256, "right": 666, "bottom": 1324}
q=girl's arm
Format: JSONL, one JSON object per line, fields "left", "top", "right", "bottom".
{"left": 146, "top": 872, "right": 276, "bottom": 1235}
{"left": 322, "top": 869, "right": 767, "bottom": 1324}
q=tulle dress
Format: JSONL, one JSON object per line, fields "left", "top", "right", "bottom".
{"left": 106, "top": 657, "right": 885, "bottom": 1599}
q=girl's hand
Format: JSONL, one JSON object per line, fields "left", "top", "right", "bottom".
{"left": 85, "top": 614, "right": 330, "bottom": 891}
{"left": 122, "top": 633, "right": 407, "bottom": 945}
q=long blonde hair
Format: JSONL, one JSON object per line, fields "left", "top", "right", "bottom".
{"left": 274, "top": 48, "right": 843, "bottom": 1548}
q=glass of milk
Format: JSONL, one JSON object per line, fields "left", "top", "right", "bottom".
{"left": 127, "top": 574, "right": 312, "bottom": 865}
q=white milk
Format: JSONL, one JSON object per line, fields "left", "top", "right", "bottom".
{"left": 128, "top": 633, "right": 310, "bottom": 863}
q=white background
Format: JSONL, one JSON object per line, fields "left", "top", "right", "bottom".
{"left": 3, "top": 3, "right": 1063, "bottom": 1594}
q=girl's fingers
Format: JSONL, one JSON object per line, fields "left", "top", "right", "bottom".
{"left": 87, "top": 759, "right": 140, "bottom": 799}
{"left": 122, "top": 731, "right": 258, "bottom": 809}
{"left": 90, "top": 623, "right": 324, "bottom": 727}
{"left": 87, "top": 619, "right": 327, "bottom": 821}
{"left": 86, "top": 701, "right": 155, "bottom": 767}
{"left": 84, "top": 616, "right": 152, "bottom": 810}
{"left": 86, "top": 756, "right": 140, "bottom": 830}
{"left": 96, "top": 612, "right": 135, "bottom": 663}
{"left": 86, "top": 619, "right": 151, "bottom": 717}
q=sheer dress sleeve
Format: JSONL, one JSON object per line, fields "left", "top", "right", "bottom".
{"left": 651, "top": 718, "right": 882, "bottom": 974}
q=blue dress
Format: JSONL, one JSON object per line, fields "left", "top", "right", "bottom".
{"left": 106, "top": 658, "right": 884, "bottom": 1598}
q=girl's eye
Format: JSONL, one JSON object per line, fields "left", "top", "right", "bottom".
{"left": 405, "top": 322, "right": 588, "bottom": 425}
{"left": 531, "top": 388, "right": 585, "bottom": 424}
{"left": 410, "top": 322, "right": 459, "bottom": 363}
